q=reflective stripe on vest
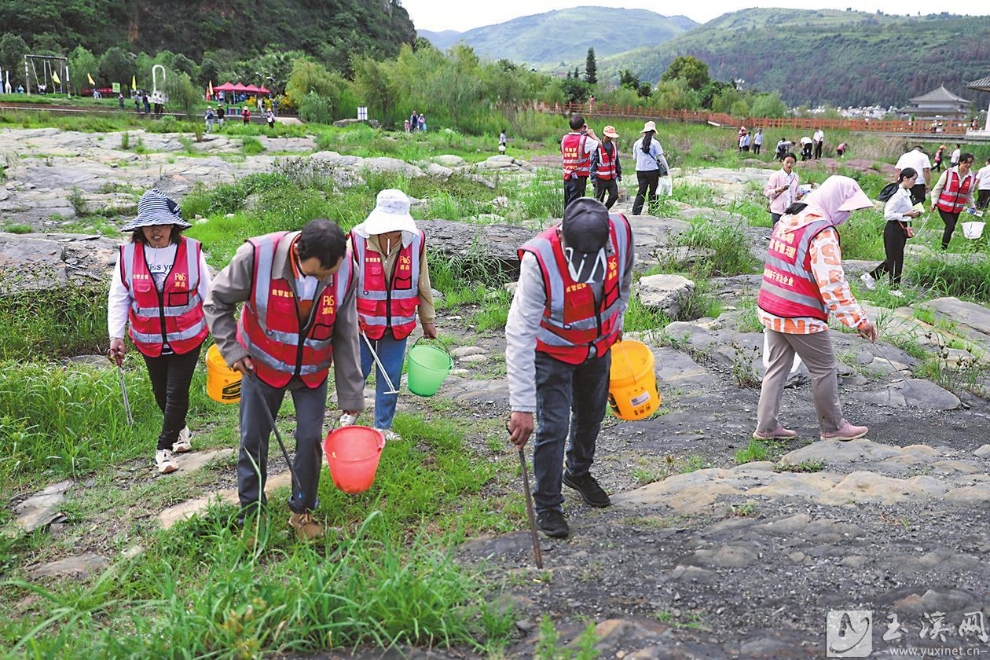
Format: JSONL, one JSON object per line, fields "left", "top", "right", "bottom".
{"left": 756, "top": 218, "right": 832, "bottom": 321}
{"left": 237, "top": 232, "right": 352, "bottom": 388}
{"left": 561, "top": 133, "right": 590, "bottom": 178}
{"left": 121, "top": 237, "right": 207, "bottom": 357}
{"left": 352, "top": 230, "right": 423, "bottom": 340}
{"left": 936, "top": 170, "right": 974, "bottom": 214}
{"left": 595, "top": 142, "right": 618, "bottom": 180}
{"left": 518, "top": 213, "right": 632, "bottom": 365}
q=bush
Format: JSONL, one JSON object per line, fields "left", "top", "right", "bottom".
{"left": 298, "top": 91, "right": 334, "bottom": 124}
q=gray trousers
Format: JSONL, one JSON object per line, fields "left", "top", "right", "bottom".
{"left": 238, "top": 374, "right": 327, "bottom": 516}
{"left": 756, "top": 329, "right": 844, "bottom": 435}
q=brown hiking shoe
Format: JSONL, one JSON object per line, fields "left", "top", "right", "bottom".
{"left": 288, "top": 512, "right": 324, "bottom": 542}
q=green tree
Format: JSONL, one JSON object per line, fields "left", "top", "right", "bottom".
{"left": 750, "top": 92, "right": 788, "bottom": 118}
{"left": 652, "top": 79, "right": 697, "bottom": 110}
{"left": 285, "top": 60, "right": 346, "bottom": 112}
{"left": 352, "top": 55, "right": 398, "bottom": 125}
{"left": 660, "top": 55, "right": 710, "bottom": 91}
{"left": 68, "top": 46, "right": 99, "bottom": 94}
{"left": 98, "top": 47, "right": 135, "bottom": 89}
{"left": 165, "top": 71, "right": 200, "bottom": 117}
{"left": 560, "top": 77, "right": 591, "bottom": 105}
{"left": 619, "top": 69, "right": 640, "bottom": 90}
{"left": 584, "top": 47, "right": 597, "bottom": 85}
{"left": 199, "top": 57, "right": 222, "bottom": 87}
{"left": 0, "top": 34, "right": 29, "bottom": 87}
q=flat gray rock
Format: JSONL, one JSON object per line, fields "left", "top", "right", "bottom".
{"left": 849, "top": 379, "right": 960, "bottom": 410}
{"left": 29, "top": 553, "right": 107, "bottom": 579}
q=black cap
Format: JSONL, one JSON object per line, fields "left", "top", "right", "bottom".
{"left": 562, "top": 198, "right": 610, "bottom": 255}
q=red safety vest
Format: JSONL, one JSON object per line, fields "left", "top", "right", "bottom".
{"left": 236, "top": 231, "right": 353, "bottom": 389}
{"left": 595, "top": 142, "right": 618, "bottom": 180}
{"left": 935, "top": 170, "right": 974, "bottom": 214}
{"left": 756, "top": 218, "right": 833, "bottom": 321}
{"left": 518, "top": 214, "right": 632, "bottom": 364}
{"left": 352, "top": 231, "right": 424, "bottom": 340}
{"left": 561, "top": 132, "right": 590, "bottom": 179}
{"left": 120, "top": 237, "right": 208, "bottom": 357}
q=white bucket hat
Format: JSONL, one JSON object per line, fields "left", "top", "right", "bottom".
{"left": 362, "top": 189, "right": 418, "bottom": 235}
{"left": 121, "top": 189, "right": 190, "bottom": 232}
{"left": 641, "top": 121, "right": 657, "bottom": 133}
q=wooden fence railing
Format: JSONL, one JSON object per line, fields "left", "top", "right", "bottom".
{"left": 529, "top": 101, "right": 970, "bottom": 135}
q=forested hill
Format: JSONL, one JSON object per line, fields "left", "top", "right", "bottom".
{"left": 419, "top": 7, "right": 697, "bottom": 67}
{"left": 604, "top": 8, "right": 990, "bottom": 108}
{"left": 0, "top": 0, "right": 416, "bottom": 61}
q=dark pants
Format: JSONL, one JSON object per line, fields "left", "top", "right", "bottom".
{"left": 532, "top": 351, "right": 610, "bottom": 514}
{"left": 594, "top": 178, "right": 619, "bottom": 210}
{"left": 939, "top": 208, "right": 960, "bottom": 250}
{"left": 142, "top": 344, "right": 202, "bottom": 451}
{"left": 910, "top": 183, "right": 927, "bottom": 207}
{"left": 563, "top": 176, "right": 588, "bottom": 209}
{"left": 753, "top": 144, "right": 761, "bottom": 155}
{"left": 771, "top": 213, "right": 782, "bottom": 226}
{"left": 238, "top": 374, "right": 328, "bottom": 517}
{"left": 870, "top": 222, "right": 908, "bottom": 286}
{"left": 632, "top": 170, "right": 661, "bottom": 215}
{"left": 978, "top": 189, "right": 990, "bottom": 210}
{"left": 814, "top": 142, "right": 823, "bottom": 159}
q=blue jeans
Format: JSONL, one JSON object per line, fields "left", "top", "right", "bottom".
{"left": 532, "top": 350, "right": 611, "bottom": 514}
{"left": 360, "top": 333, "right": 407, "bottom": 430}
{"left": 238, "top": 374, "right": 327, "bottom": 516}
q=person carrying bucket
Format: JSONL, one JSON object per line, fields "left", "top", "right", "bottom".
{"left": 203, "top": 219, "right": 365, "bottom": 542}
{"left": 348, "top": 189, "right": 437, "bottom": 441}
{"left": 505, "top": 198, "right": 635, "bottom": 539}
{"left": 107, "top": 189, "right": 212, "bottom": 475}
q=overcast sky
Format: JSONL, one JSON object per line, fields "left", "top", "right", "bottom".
{"left": 400, "top": 0, "right": 986, "bottom": 32}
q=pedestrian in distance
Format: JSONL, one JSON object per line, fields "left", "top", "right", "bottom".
{"left": 107, "top": 190, "right": 211, "bottom": 475}
{"left": 975, "top": 157, "right": 990, "bottom": 210}
{"left": 418, "top": 113, "right": 427, "bottom": 132}
{"left": 410, "top": 110, "right": 418, "bottom": 132}
{"left": 764, "top": 153, "right": 802, "bottom": 226}
{"left": 217, "top": 105, "right": 225, "bottom": 128}
{"left": 932, "top": 145, "right": 946, "bottom": 172}
{"left": 134, "top": 94, "right": 140, "bottom": 114}
{"left": 813, "top": 127, "right": 825, "bottom": 160}
{"left": 590, "top": 125, "right": 622, "bottom": 211}
{"left": 205, "top": 106, "right": 215, "bottom": 133}
{"left": 931, "top": 152, "right": 977, "bottom": 250}
{"left": 836, "top": 142, "right": 847, "bottom": 158}
{"left": 560, "top": 114, "right": 599, "bottom": 209}
{"left": 241, "top": 106, "right": 251, "bottom": 125}
{"left": 499, "top": 128, "right": 508, "bottom": 154}
{"left": 950, "top": 144, "right": 962, "bottom": 169}
{"left": 630, "top": 121, "right": 670, "bottom": 215}
{"left": 266, "top": 109, "right": 275, "bottom": 130}
{"left": 754, "top": 176, "right": 878, "bottom": 443}
{"left": 118, "top": 93, "right": 125, "bottom": 111}
{"left": 506, "top": 198, "right": 635, "bottom": 539}
{"left": 349, "top": 190, "right": 437, "bottom": 441}
{"left": 753, "top": 129, "right": 764, "bottom": 156}
{"left": 203, "top": 219, "right": 365, "bottom": 542}
{"left": 862, "top": 167, "right": 921, "bottom": 295}
{"left": 893, "top": 145, "right": 932, "bottom": 208}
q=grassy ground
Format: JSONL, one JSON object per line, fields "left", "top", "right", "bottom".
{"left": 2, "top": 112, "right": 989, "bottom": 657}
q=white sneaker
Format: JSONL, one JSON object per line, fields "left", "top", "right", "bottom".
{"left": 860, "top": 272, "right": 876, "bottom": 291}
{"left": 155, "top": 449, "right": 179, "bottom": 474}
{"left": 172, "top": 426, "right": 192, "bottom": 453}
{"left": 377, "top": 429, "right": 401, "bottom": 443}
{"left": 890, "top": 289, "right": 903, "bottom": 298}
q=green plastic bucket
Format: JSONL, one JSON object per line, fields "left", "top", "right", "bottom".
{"left": 407, "top": 338, "right": 453, "bottom": 397}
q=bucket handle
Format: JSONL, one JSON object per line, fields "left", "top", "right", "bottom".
{"left": 412, "top": 336, "right": 453, "bottom": 363}
{"left": 615, "top": 339, "right": 642, "bottom": 387}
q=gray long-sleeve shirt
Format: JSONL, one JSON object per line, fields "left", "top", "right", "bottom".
{"left": 505, "top": 226, "right": 635, "bottom": 412}
{"left": 203, "top": 233, "right": 365, "bottom": 410}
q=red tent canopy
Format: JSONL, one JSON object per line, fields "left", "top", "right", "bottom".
{"left": 215, "top": 82, "right": 237, "bottom": 92}
{"left": 258, "top": 86, "right": 270, "bottom": 95}
{"left": 244, "top": 84, "right": 261, "bottom": 93}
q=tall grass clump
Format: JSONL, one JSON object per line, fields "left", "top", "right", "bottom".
{"left": 912, "top": 253, "right": 990, "bottom": 302}
{"left": 0, "top": 287, "right": 109, "bottom": 359}
{"left": 676, "top": 218, "right": 757, "bottom": 276}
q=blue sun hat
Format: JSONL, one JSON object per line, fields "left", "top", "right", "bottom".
{"left": 121, "top": 189, "right": 190, "bottom": 232}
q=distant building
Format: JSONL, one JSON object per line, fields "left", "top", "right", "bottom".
{"left": 966, "top": 73, "right": 990, "bottom": 132}
{"left": 899, "top": 85, "right": 971, "bottom": 120}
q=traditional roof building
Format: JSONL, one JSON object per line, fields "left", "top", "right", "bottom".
{"left": 966, "top": 74, "right": 990, "bottom": 133}
{"left": 899, "top": 85, "right": 971, "bottom": 120}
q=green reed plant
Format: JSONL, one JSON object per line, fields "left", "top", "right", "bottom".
{"left": 0, "top": 287, "right": 108, "bottom": 359}
{"left": 676, "top": 218, "right": 758, "bottom": 276}
{"left": 912, "top": 253, "right": 990, "bottom": 302}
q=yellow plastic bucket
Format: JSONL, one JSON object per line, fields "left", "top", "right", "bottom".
{"left": 608, "top": 340, "right": 661, "bottom": 421}
{"left": 205, "top": 344, "right": 241, "bottom": 404}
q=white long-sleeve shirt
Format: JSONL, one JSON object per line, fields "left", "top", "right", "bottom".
{"left": 108, "top": 243, "right": 212, "bottom": 339}
{"left": 505, "top": 239, "right": 634, "bottom": 412}
{"left": 883, "top": 186, "right": 915, "bottom": 224}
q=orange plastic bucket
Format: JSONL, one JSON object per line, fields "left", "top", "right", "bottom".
{"left": 323, "top": 426, "right": 386, "bottom": 494}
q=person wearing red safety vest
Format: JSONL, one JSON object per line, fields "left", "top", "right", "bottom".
{"left": 755, "top": 176, "right": 878, "bottom": 445}
{"left": 561, "top": 113, "right": 600, "bottom": 209}
{"left": 204, "top": 219, "right": 365, "bottom": 542}
{"left": 590, "top": 125, "right": 623, "bottom": 210}
{"left": 108, "top": 189, "right": 211, "bottom": 475}
{"left": 349, "top": 189, "right": 437, "bottom": 440}
{"left": 930, "top": 152, "right": 977, "bottom": 250}
{"left": 506, "top": 198, "right": 634, "bottom": 539}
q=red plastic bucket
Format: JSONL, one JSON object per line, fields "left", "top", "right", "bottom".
{"left": 323, "top": 426, "right": 385, "bottom": 494}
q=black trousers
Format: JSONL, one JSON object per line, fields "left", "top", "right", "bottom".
{"left": 632, "top": 170, "right": 660, "bottom": 215}
{"left": 978, "top": 189, "right": 990, "bottom": 210}
{"left": 563, "top": 176, "right": 588, "bottom": 209}
{"left": 814, "top": 141, "right": 823, "bottom": 159}
{"left": 870, "top": 222, "right": 908, "bottom": 285}
{"left": 938, "top": 208, "right": 960, "bottom": 250}
{"left": 594, "top": 178, "right": 619, "bottom": 210}
{"left": 753, "top": 144, "right": 761, "bottom": 155}
{"left": 910, "top": 183, "right": 927, "bottom": 207}
{"left": 142, "top": 343, "right": 202, "bottom": 451}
